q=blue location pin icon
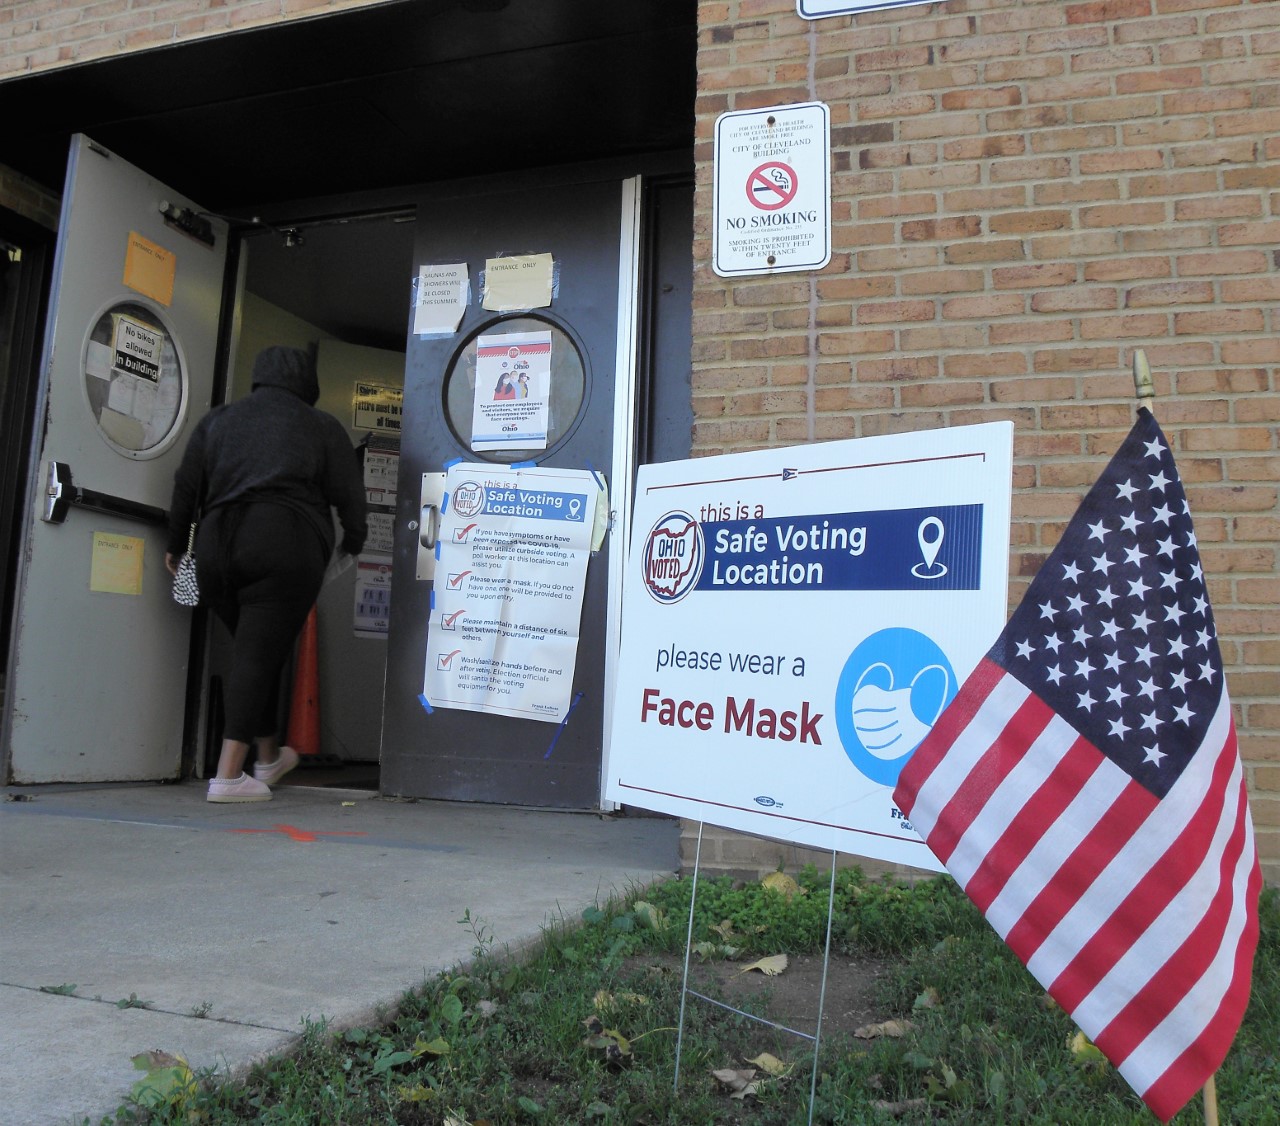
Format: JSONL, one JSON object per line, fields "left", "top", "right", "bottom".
{"left": 913, "top": 516, "right": 946, "bottom": 579}
{"left": 568, "top": 497, "right": 582, "bottom": 520}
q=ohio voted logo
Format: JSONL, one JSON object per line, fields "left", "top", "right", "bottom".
{"left": 642, "top": 511, "right": 705, "bottom": 604}
{"left": 834, "top": 627, "right": 957, "bottom": 787}
{"left": 451, "top": 481, "right": 486, "bottom": 519}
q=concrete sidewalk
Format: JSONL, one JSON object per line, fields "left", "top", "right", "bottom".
{"left": 0, "top": 781, "right": 679, "bottom": 1125}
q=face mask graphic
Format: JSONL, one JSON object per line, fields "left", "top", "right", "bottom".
{"left": 851, "top": 662, "right": 950, "bottom": 759}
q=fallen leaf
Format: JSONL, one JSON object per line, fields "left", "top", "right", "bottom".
{"left": 341, "top": 801, "right": 356, "bottom": 807}
{"left": 761, "top": 872, "right": 805, "bottom": 900}
{"left": 1069, "top": 1030, "right": 1109, "bottom": 1070}
{"left": 129, "top": 1050, "right": 196, "bottom": 1111}
{"left": 632, "top": 900, "right": 667, "bottom": 930}
{"left": 710, "top": 919, "right": 738, "bottom": 940}
{"left": 412, "top": 1035, "right": 451, "bottom": 1057}
{"left": 736, "top": 953, "right": 788, "bottom": 977}
{"left": 912, "top": 987, "right": 941, "bottom": 1011}
{"left": 745, "top": 1051, "right": 789, "bottom": 1077}
{"left": 711, "top": 1067, "right": 760, "bottom": 1098}
{"left": 396, "top": 1083, "right": 436, "bottom": 1103}
{"left": 854, "top": 1019, "right": 914, "bottom": 1039}
{"left": 871, "top": 1098, "right": 929, "bottom": 1116}
{"left": 593, "top": 989, "right": 647, "bottom": 1009}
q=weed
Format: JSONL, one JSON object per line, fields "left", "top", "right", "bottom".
{"left": 114, "top": 993, "right": 151, "bottom": 1010}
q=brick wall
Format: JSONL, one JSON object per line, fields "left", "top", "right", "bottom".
{"left": 0, "top": 0, "right": 395, "bottom": 78}
{"left": 691, "top": 0, "right": 1279, "bottom": 885}
{"left": 0, "top": 162, "right": 60, "bottom": 228}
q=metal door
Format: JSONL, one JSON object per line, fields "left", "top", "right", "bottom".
{"left": 3, "top": 136, "right": 227, "bottom": 783}
{"left": 381, "top": 175, "right": 638, "bottom": 808}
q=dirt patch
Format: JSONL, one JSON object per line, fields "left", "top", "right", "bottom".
{"left": 627, "top": 951, "right": 897, "bottom": 1041}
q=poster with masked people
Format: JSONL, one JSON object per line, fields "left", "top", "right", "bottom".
{"left": 606, "top": 423, "right": 1012, "bottom": 869}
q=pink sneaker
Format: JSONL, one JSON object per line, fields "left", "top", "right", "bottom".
{"left": 254, "top": 745, "right": 299, "bottom": 786}
{"left": 207, "top": 773, "right": 272, "bottom": 803}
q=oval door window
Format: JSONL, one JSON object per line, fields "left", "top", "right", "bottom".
{"left": 81, "top": 300, "right": 187, "bottom": 458}
{"left": 442, "top": 315, "right": 587, "bottom": 464}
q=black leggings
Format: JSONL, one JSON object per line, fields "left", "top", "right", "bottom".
{"left": 197, "top": 503, "right": 327, "bottom": 743}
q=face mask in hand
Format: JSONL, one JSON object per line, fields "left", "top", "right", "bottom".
{"left": 851, "top": 662, "right": 950, "bottom": 759}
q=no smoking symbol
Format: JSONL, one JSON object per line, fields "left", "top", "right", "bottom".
{"left": 747, "top": 162, "right": 798, "bottom": 211}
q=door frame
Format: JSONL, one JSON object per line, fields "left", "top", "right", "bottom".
{"left": 601, "top": 176, "right": 642, "bottom": 808}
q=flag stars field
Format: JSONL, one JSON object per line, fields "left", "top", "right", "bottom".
{"left": 1004, "top": 436, "right": 1220, "bottom": 788}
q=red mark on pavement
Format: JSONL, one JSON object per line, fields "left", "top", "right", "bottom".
{"left": 228, "top": 824, "right": 368, "bottom": 844}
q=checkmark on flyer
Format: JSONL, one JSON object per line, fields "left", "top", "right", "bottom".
{"left": 447, "top": 570, "right": 471, "bottom": 590}
{"left": 442, "top": 608, "right": 465, "bottom": 630}
{"left": 437, "top": 649, "right": 462, "bottom": 670}
{"left": 453, "top": 522, "right": 478, "bottom": 543}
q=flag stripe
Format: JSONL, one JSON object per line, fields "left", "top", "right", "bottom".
{"left": 986, "top": 748, "right": 1144, "bottom": 951}
{"left": 1137, "top": 843, "right": 1262, "bottom": 1122}
{"left": 931, "top": 692, "right": 1061, "bottom": 872}
{"left": 1099, "top": 765, "right": 1252, "bottom": 1076}
{"left": 964, "top": 731, "right": 1099, "bottom": 915}
{"left": 1000, "top": 768, "right": 1157, "bottom": 964}
{"left": 1024, "top": 693, "right": 1233, "bottom": 992}
{"left": 894, "top": 657, "right": 1006, "bottom": 818}
{"left": 909, "top": 666, "right": 1033, "bottom": 855}
{"left": 945, "top": 708, "right": 1077, "bottom": 899}
{"left": 1042, "top": 694, "right": 1237, "bottom": 1016}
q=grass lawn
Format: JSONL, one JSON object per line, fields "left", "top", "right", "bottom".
{"left": 107, "top": 870, "right": 1278, "bottom": 1125}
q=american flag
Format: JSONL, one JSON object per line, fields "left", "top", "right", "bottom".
{"left": 893, "top": 408, "right": 1260, "bottom": 1122}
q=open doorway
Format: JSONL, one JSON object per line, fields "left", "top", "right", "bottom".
{"left": 215, "top": 207, "right": 417, "bottom": 792}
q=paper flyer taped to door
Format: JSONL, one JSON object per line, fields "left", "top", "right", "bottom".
{"left": 470, "top": 330, "right": 551, "bottom": 451}
{"left": 423, "top": 463, "right": 597, "bottom": 722}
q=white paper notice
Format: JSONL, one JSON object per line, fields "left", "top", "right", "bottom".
{"left": 481, "top": 253, "right": 553, "bottom": 311}
{"left": 413, "top": 263, "right": 469, "bottom": 335}
{"left": 469, "top": 330, "right": 552, "bottom": 452}
{"left": 354, "top": 555, "right": 392, "bottom": 639}
{"left": 423, "top": 463, "right": 598, "bottom": 723}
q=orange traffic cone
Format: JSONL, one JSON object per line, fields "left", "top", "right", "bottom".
{"left": 286, "top": 605, "right": 321, "bottom": 757}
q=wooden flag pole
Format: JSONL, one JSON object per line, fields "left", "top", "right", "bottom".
{"left": 1132, "top": 348, "right": 1155, "bottom": 405}
{"left": 1133, "top": 348, "right": 1221, "bottom": 1126}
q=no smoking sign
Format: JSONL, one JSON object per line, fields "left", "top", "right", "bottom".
{"left": 714, "top": 102, "right": 830, "bottom": 277}
{"left": 748, "top": 162, "right": 798, "bottom": 210}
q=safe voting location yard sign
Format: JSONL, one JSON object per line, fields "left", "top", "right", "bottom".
{"left": 606, "top": 424, "right": 1013, "bottom": 869}
{"left": 713, "top": 102, "right": 831, "bottom": 277}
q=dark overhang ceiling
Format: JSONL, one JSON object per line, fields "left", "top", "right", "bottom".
{"left": 0, "top": 0, "right": 697, "bottom": 211}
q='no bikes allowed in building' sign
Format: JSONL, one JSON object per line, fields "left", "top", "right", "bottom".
{"left": 713, "top": 101, "right": 831, "bottom": 277}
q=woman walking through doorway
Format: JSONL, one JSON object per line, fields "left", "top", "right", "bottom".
{"left": 166, "top": 346, "right": 366, "bottom": 802}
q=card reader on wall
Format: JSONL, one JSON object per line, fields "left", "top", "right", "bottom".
{"left": 41, "top": 460, "right": 168, "bottom": 526}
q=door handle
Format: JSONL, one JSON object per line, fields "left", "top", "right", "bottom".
{"left": 41, "top": 460, "right": 168, "bottom": 527}
{"left": 419, "top": 503, "right": 439, "bottom": 550}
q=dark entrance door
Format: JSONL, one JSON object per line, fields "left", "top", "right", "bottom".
{"left": 381, "top": 172, "right": 634, "bottom": 808}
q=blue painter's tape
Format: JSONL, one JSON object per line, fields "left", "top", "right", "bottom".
{"left": 430, "top": 589, "right": 436, "bottom": 610}
{"left": 543, "top": 691, "right": 584, "bottom": 760}
{"left": 511, "top": 460, "right": 538, "bottom": 469}
{"left": 418, "top": 694, "right": 434, "bottom": 714}
{"left": 434, "top": 541, "right": 441, "bottom": 560}
{"left": 441, "top": 492, "right": 450, "bottom": 515}
{"left": 584, "top": 458, "right": 605, "bottom": 491}
{"left": 443, "top": 456, "right": 463, "bottom": 469}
